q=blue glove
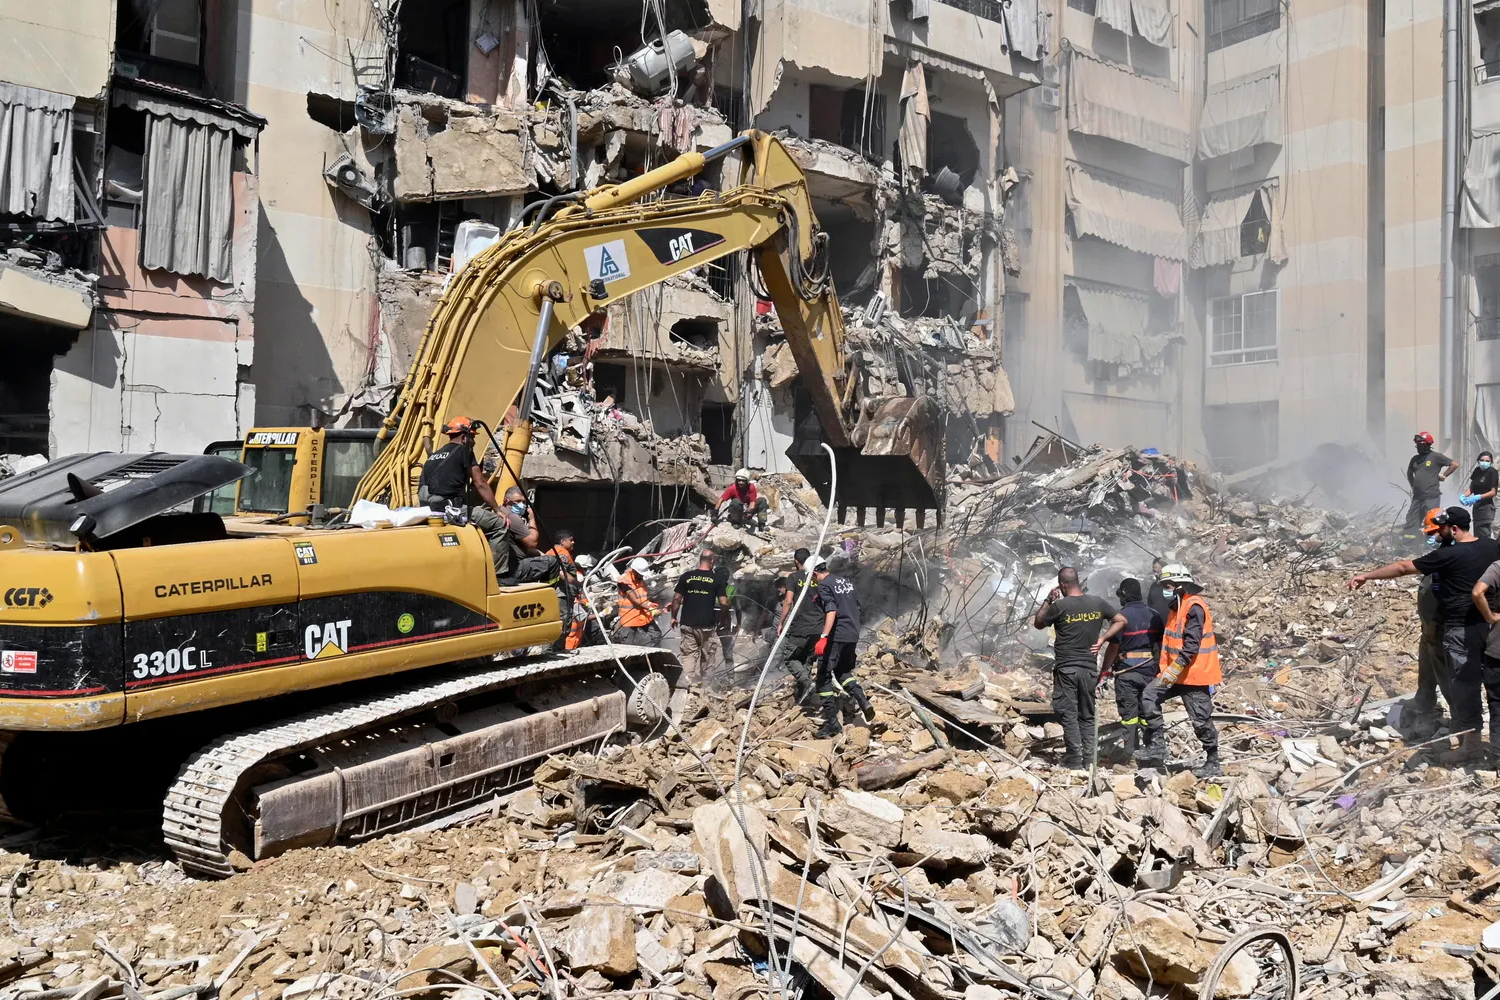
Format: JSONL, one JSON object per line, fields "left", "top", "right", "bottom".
{"left": 1463, "top": 493, "right": 1480, "bottom": 506}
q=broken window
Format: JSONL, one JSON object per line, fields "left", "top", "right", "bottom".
{"left": 593, "top": 363, "right": 627, "bottom": 405}
{"left": 1206, "top": 0, "right": 1279, "bottom": 52}
{"left": 820, "top": 214, "right": 879, "bottom": 304}
{"left": 808, "top": 85, "right": 887, "bottom": 157}
{"left": 928, "top": 111, "right": 980, "bottom": 192}
{"left": 103, "top": 106, "right": 146, "bottom": 229}
{"left": 1240, "top": 190, "right": 1270, "bottom": 257}
{"left": 536, "top": 0, "right": 712, "bottom": 95}
{"left": 702, "top": 251, "right": 739, "bottom": 298}
{"left": 1208, "top": 288, "right": 1278, "bottom": 366}
{"left": 397, "top": 0, "right": 470, "bottom": 98}
{"left": 1479, "top": 8, "right": 1500, "bottom": 83}
{"left": 701, "top": 403, "right": 735, "bottom": 465}
{"left": 899, "top": 270, "right": 975, "bottom": 320}
{"left": 115, "top": 0, "right": 206, "bottom": 88}
{"left": 670, "top": 318, "right": 719, "bottom": 351}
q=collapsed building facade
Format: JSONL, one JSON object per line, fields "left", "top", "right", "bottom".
{"left": 0, "top": 0, "right": 1044, "bottom": 547}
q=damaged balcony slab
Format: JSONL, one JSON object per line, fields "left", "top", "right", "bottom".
{"left": 781, "top": 136, "right": 888, "bottom": 218}
{"left": 390, "top": 93, "right": 532, "bottom": 202}
{"left": 592, "top": 283, "right": 729, "bottom": 372}
{"left": 0, "top": 262, "right": 94, "bottom": 329}
{"left": 524, "top": 430, "right": 715, "bottom": 501}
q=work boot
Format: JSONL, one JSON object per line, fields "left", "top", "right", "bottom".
{"left": 1192, "top": 751, "right": 1223, "bottom": 778}
{"left": 815, "top": 699, "right": 843, "bottom": 738}
{"left": 1440, "top": 732, "right": 1484, "bottom": 765}
{"left": 845, "top": 681, "right": 876, "bottom": 724}
{"left": 1133, "top": 730, "right": 1167, "bottom": 768}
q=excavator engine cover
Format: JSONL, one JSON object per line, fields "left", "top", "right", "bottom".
{"left": 788, "top": 395, "right": 944, "bottom": 516}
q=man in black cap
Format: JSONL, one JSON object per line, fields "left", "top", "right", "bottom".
{"left": 1350, "top": 505, "right": 1500, "bottom": 763}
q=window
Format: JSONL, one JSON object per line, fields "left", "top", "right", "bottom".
{"left": 322, "top": 435, "right": 383, "bottom": 509}
{"left": 1067, "top": 0, "right": 1098, "bottom": 12}
{"left": 1209, "top": 289, "right": 1279, "bottom": 365}
{"left": 1240, "top": 192, "right": 1270, "bottom": 256}
{"left": 1479, "top": 10, "right": 1500, "bottom": 83}
{"left": 701, "top": 403, "right": 736, "bottom": 465}
{"left": 1206, "top": 0, "right": 1280, "bottom": 51}
{"left": 237, "top": 447, "right": 298, "bottom": 514}
{"left": 937, "top": 0, "right": 1006, "bottom": 22}
{"left": 1477, "top": 261, "right": 1500, "bottom": 341}
{"left": 396, "top": 0, "right": 470, "bottom": 98}
{"left": 151, "top": 0, "right": 202, "bottom": 66}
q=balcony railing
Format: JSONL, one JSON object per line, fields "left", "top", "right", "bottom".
{"left": 1477, "top": 316, "right": 1500, "bottom": 341}
{"left": 1476, "top": 60, "right": 1500, "bottom": 85}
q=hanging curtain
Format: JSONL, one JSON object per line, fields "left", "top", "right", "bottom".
{"left": 898, "top": 62, "right": 930, "bottom": 192}
{"left": 141, "top": 113, "right": 235, "bottom": 282}
{"left": 1477, "top": 384, "right": 1500, "bottom": 453}
{"left": 0, "top": 82, "right": 75, "bottom": 222}
{"left": 1131, "top": 0, "right": 1174, "bottom": 45}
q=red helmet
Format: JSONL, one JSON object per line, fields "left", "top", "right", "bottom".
{"left": 1414, "top": 431, "right": 1434, "bottom": 445}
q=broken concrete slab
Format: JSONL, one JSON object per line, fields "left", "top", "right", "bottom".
{"left": 817, "top": 788, "right": 905, "bottom": 847}
{"left": 560, "top": 905, "right": 636, "bottom": 977}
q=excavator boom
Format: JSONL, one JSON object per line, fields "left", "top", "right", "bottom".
{"left": 353, "top": 131, "right": 943, "bottom": 519}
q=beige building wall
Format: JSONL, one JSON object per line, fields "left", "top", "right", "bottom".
{"left": 0, "top": 0, "right": 115, "bottom": 98}
{"left": 217, "top": 0, "right": 386, "bottom": 426}
{"left": 1383, "top": 0, "right": 1444, "bottom": 456}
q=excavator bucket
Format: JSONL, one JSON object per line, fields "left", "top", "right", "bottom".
{"left": 788, "top": 395, "right": 945, "bottom": 526}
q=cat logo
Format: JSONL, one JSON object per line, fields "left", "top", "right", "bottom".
{"left": 304, "top": 619, "right": 352, "bottom": 659}
{"left": 635, "top": 226, "right": 727, "bottom": 265}
{"left": 512, "top": 602, "right": 548, "bottom": 620}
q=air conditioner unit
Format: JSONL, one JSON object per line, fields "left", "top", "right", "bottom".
{"left": 323, "top": 153, "right": 383, "bottom": 210}
{"left": 1037, "top": 85, "right": 1061, "bottom": 110}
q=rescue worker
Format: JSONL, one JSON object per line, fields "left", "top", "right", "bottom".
{"left": 418, "top": 416, "right": 509, "bottom": 578}
{"left": 1406, "top": 432, "right": 1457, "bottom": 536}
{"left": 669, "top": 550, "right": 728, "bottom": 683}
{"left": 1135, "top": 564, "right": 1223, "bottom": 777}
{"left": 1406, "top": 508, "right": 1453, "bottom": 737}
{"left": 810, "top": 557, "right": 874, "bottom": 736}
{"left": 566, "top": 554, "right": 602, "bottom": 649}
{"left": 1464, "top": 451, "right": 1500, "bottom": 539}
{"left": 770, "top": 547, "right": 823, "bottom": 703}
{"left": 1350, "top": 506, "right": 1500, "bottom": 763}
{"left": 614, "top": 557, "right": 661, "bottom": 646}
{"left": 718, "top": 469, "right": 769, "bottom": 530}
{"left": 1033, "top": 567, "right": 1128, "bottom": 770}
{"left": 546, "top": 529, "right": 578, "bottom": 652}
{"left": 1100, "top": 578, "right": 1165, "bottom": 758}
{"left": 498, "top": 487, "right": 557, "bottom": 585}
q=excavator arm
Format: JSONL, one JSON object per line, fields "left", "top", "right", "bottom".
{"left": 354, "top": 131, "right": 943, "bottom": 522}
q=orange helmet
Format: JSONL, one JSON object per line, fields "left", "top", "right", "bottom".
{"left": 442, "top": 416, "right": 475, "bottom": 435}
{"left": 1423, "top": 507, "right": 1444, "bottom": 535}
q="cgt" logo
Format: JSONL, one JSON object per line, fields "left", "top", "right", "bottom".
{"left": 4, "top": 587, "right": 52, "bottom": 609}
{"left": 512, "top": 602, "right": 548, "bottom": 620}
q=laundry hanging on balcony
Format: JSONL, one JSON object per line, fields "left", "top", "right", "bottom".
{"left": 1463, "top": 131, "right": 1500, "bottom": 229}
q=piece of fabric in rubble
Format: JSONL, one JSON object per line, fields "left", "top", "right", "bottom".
{"left": 1065, "top": 162, "right": 1187, "bottom": 260}
{"left": 0, "top": 82, "right": 75, "bottom": 223}
{"left": 899, "top": 62, "right": 930, "bottom": 191}
{"left": 1131, "top": 0, "right": 1174, "bottom": 44}
{"left": 1003, "top": 0, "right": 1045, "bottom": 61}
{"left": 1066, "top": 281, "right": 1173, "bottom": 367}
{"left": 1200, "top": 68, "right": 1281, "bottom": 159}
{"left": 1463, "top": 131, "right": 1500, "bottom": 228}
{"left": 141, "top": 114, "right": 235, "bottom": 282}
{"left": 1192, "top": 182, "right": 1283, "bottom": 268}
{"left": 1067, "top": 48, "right": 1191, "bottom": 164}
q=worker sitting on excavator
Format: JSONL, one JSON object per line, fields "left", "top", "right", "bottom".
{"left": 498, "top": 487, "right": 560, "bottom": 586}
{"left": 717, "top": 469, "right": 768, "bottom": 530}
{"left": 419, "top": 417, "right": 510, "bottom": 577}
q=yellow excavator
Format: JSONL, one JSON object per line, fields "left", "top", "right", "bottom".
{"left": 0, "top": 132, "right": 943, "bottom": 876}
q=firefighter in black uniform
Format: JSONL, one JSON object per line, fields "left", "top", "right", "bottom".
{"left": 1101, "top": 578, "right": 1165, "bottom": 758}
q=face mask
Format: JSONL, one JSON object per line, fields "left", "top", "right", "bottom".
{"left": 1162, "top": 585, "right": 1174, "bottom": 600}
{"left": 509, "top": 502, "right": 527, "bottom": 515}
{"left": 1483, "top": 462, "right": 1493, "bottom": 470}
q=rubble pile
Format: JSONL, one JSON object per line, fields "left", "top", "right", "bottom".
{"left": 0, "top": 442, "right": 1495, "bottom": 1000}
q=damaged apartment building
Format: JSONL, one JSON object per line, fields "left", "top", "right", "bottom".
{"left": 207, "top": 0, "right": 1045, "bottom": 546}
{"left": 0, "top": 1, "right": 264, "bottom": 462}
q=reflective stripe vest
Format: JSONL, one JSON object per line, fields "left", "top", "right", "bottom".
{"left": 618, "top": 571, "right": 655, "bottom": 628}
{"left": 566, "top": 615, "right": 585, "bottom": 650}
{"left": 1159, "top": 594, "right": 1222, "bottom": 686}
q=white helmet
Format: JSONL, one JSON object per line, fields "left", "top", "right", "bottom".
{"left": 1159, "top": 563, "right": 1195, "bottom": 585}
{"left": 629, "top": 557, "right": 650, "bottom": 574}
{"left": 804, "top": 555, "right": 827, "bottom": 573}
{"left": 574, "top": 553, "right": 596, "bottom": 569}
{"left": 735, "top": 468, "right": 751, "bottom": 480}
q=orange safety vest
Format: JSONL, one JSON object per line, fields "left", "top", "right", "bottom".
{"left": 1159, "top": 594, "right": 1222, "bottom": 686}
{"left": 618, "top": 572, "right": 655, "bottom": 628}
{"left": 565, "top": 616, "right": 585, "bottom": 650}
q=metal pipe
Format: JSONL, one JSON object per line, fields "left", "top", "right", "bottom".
{"left": 1441, "top": 0, "right": 1462, "bottom": 448}
{"left": 518, "top": 298, "right": 556, "bottom": 424}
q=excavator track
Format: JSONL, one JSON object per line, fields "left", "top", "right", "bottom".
{"left": 163, "top": 647, "right": 675, "bottom": 878}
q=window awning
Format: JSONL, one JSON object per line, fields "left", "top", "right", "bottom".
{"left": 1200, "top": 68, "right": 1281, "bottom": 159}
{"left": 1066, "top": 48, "right": 1191, "bottom": 163}
{"left": 1131, "top": 0, "right": 1173, "bottom": 46}
{"left": 884, "top": 39, "right": 986, "bottom": 80}
{"left": 1065, "top": 162, "right": 1187, "bottom": 260}
{"left": 1192, "top": 181, "right": 1284, "bottom": 266}
{"left": 1065, "top": 280, "right": 1174, "bottom": 367}
{"left": 0, "top": 82, "right": 75, "bottom": 223}
{"left": 112, "top": 78, "right": 266, "bottom": 142}
{"left": 1463, "top": 131, "right": 1500, "bottom": 229}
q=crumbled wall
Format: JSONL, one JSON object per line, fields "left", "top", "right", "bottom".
{"left": 393, "top": 104, "right": 532, "bottom": 202}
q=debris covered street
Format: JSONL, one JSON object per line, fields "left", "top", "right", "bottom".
{"left": 0, "top": 445, "right": 1494, "bottom": 1000}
